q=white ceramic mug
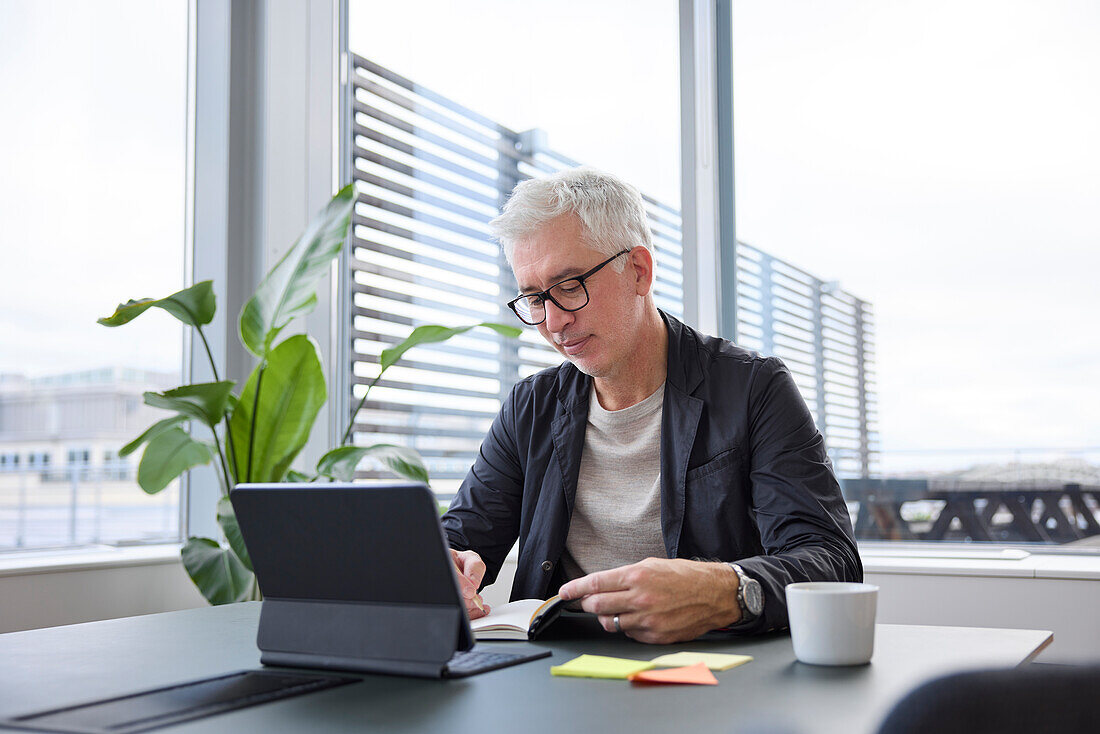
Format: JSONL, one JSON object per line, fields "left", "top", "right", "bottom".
{"left": 785, "top": 582, "right": 879, "bottom": 666}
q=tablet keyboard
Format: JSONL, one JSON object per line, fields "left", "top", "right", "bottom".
{"left": 444, "top": 647, "right": 551, "bottom": 678}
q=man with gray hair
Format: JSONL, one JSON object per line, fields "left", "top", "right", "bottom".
{"left": 442, "top": 167, "right": 860, "bottom": 644}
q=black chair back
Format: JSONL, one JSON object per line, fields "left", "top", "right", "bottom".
{"left": 877, "top": 664, "right": 1100, "bottom": 734}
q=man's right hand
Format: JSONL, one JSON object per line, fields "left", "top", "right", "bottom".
{"left": 450, "top": 548, "right": 490, "bottom": 620}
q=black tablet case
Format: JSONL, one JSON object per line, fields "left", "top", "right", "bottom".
{"left": 230, "top": 482, "right": 474, "bottom": 678}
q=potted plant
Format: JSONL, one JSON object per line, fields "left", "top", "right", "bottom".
{"left": 99, "top": 184, "right": 520, "bottom": 604}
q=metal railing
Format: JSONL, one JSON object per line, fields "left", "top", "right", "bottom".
{"left": 0, "top": 465, "right": 179, "bottom": 550}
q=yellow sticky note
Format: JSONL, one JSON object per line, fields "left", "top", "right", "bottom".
{"left": 550, "top": 654, "right": 656, "bottom": 679}
{"left": 648, "top": 652, "right": 754, "bottom": 671}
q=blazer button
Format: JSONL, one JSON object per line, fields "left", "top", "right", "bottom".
{"left": 542, "top": 560, "right": 553, "bottom": 572}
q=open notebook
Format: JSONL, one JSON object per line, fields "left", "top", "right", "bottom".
{"left": 471, "top": 596, "right": 568, "bottom": 640}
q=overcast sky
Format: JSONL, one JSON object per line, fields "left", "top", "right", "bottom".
{"left": 353, "top": 0, "right": 1100, "bottom": 466}
{"left": 2, "top": 0, "right": 1097, "bottom": 469}
{"left": 731, "top": 1, "right": 1100, "bottom": 465}
{"left": 0, "top": 0, "right": 187, "bottom": 379}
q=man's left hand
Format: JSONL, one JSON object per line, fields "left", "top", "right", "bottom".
{"left": 557, "top": 558, "right": 743, "bottom": 644}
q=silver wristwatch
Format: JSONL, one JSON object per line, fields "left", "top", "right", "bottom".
{"left": 728, "top": 563, "right": 764, "bottom": 622}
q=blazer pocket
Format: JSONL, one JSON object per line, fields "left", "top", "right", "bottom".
{"left": 686, "top": 446, "right": 741, "bottom": 482}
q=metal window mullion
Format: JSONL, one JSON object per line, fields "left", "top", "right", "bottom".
{"left": 759, "top": 254, "right": 775, "bottom": 355}
{"left": 811, "top": 280, "right": 828, "bottom": 439}
{"left": 495, "top": 131, "right": 523, "bottom": 400}
{"left": 856, "top": 299, "right": 871, "bottom": 477}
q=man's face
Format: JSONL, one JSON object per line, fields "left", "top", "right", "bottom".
{"left": 511, "top": 214, "right": 642, "bottom": 379}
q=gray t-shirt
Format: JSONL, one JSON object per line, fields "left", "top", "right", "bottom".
{"left": 560, "top": 382, "right": 667, "bottom": 580}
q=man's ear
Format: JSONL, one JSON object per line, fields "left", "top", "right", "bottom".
{"left": 629, "top": 246, "right": 655, "bottom": 297}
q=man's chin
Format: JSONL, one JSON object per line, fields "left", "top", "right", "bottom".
{"left": 563, "top": 354, "right": 605, "bottom": 378}
{"left": 553, "top": 339, "right": 603, "bottom": 375}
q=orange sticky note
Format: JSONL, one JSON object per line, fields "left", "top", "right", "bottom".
{"left": 627, "top": 661, "right": 718, "bottom": 685}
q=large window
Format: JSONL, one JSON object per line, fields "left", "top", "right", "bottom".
{"left": 733, "top": 0, "right": 1100, "bottom": 547}
{"left": 0, "top": 1, "right": 188, "bottom": 551}
{"left": 347, "top": 0, "right": 683, "bottom": 495}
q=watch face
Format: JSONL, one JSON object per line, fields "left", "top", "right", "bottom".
{"left": 744, "top": 580, "right": 763, "bottom": 616}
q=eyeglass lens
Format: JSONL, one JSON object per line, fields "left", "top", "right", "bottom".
{"left": 513, "top": 279, "right": 587, "bottom": 324}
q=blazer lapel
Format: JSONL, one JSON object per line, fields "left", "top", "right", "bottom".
{"left": 660, "top": 382, "right": 702, "bottom": 558}
{"left": 550, "top": 367, "right": 590, "bottom": 520}
{"left": 659, "top": 310, "right": 705, "bottom": 558}
{"left": 551, "top": 400, "right": 588, "bottom": 518}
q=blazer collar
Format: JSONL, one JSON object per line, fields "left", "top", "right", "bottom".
{"left": 660, "top": 310, "right": 706, "bottom": 397}
{"left": 553, "top": 309, "right": 705, "bottom": 410}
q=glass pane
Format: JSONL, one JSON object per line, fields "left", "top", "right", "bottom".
{"left": 0, "top": 0, "right": 188, "bottom": 551}
{"left": 347, "top": 0, "right": 681, "bottom": 496}
{"left": 734, "top": 1, "right": 1100, "bottom": 547}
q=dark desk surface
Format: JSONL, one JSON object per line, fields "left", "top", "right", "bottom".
{"left": 0, "top": 603, "right": 1051, "bottom": 734}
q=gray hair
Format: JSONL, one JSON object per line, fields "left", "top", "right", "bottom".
{"left": 489, "top": 167, "right": 653, "bottom": 271}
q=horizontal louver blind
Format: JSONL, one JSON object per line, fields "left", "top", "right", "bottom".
{"left": 348, "top": 56, "right": 683, "bottom": 496}
{"left": 348, "top": 55, "right": 874, "bottom": 491}
{"left": 735, "top": 243, "right": 878, "bottom": 477}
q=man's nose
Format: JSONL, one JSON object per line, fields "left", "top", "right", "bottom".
{"left": 543, "top": 299, "right": 575, "bottom": 334}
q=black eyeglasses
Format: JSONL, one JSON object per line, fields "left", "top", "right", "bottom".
{"left": 507, "top": 249, "right": 631, "bottom": 326}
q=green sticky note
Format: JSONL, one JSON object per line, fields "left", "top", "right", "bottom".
{"left": 550, "top": 654, "right": 656, "bottom": 679}
{"left": 649, "top": 652, "right": 754, "bottom": 671}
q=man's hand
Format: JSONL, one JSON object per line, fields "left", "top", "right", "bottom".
{"left": 450, "top": 548, "right": 490, "bottom": 620}
{"left": 557, "top": 558, "right": 742, "bottom": 644}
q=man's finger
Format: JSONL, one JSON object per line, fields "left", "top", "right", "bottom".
{"left": 453, "top": 566, "right": 487, "bottom": 612}
{"left": 449, "top": 550, "right": 487, "bottom": 612}
{"left": 576, "top": 589, "right": 634, "bottom": 616}
{"left": 456, "top": 572, "right": 478, "bottom": 598}
{"left": 462, "top": 555, "right": 486, "bottom": 587}
{"left": 466, "top": 600, "right": 490, "bottom": 620}
{"left": 558, "top": 567, "right": 631, "bottom": 600}
{"left": 451, "top": 549, "right": 486, "bottom": 587}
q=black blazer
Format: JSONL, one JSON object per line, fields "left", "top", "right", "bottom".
{"left": 442, "top": 311, "right": 862, "bottom": 633}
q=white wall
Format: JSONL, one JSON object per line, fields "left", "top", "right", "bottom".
{"left": 0, "top": 550, "right": 204, "bottom": 634}
{"left": 479, "top": 554, "right": 1100, "bottom": 665}
{"left": 2, "top": 551, "right": 1096, "bottom": 667}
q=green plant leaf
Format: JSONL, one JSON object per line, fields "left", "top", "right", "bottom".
{"left": 137, "top": 427, "right": 212, "bottom": 494}
{"left": 229, "top": 334, "right": 326, "bottom": 483}
{"left": 286, "top": 469, "right": 316, "bottom": 482}
{"left": 119, "top": 415, "right": 188, "bottom": 458}
{"left": 98, "top": 280, "right": 216, "bottom": 328}
{"left": 380, "top": 322, "right": 522, "bottom": 371}
{"left": 144, "top": 381, "right": 235, "bottom": 429}
{"left": 239, "top": 184, "right": 356, "bottom": 358}
{"left": 317, "top": 444, "right": 429, "bottom": 485}
{"left": 216, "top": 497, "right": 252, "bottom": 573}
{"left": 181, "top": 537, "right": 254, "bottom": 605}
